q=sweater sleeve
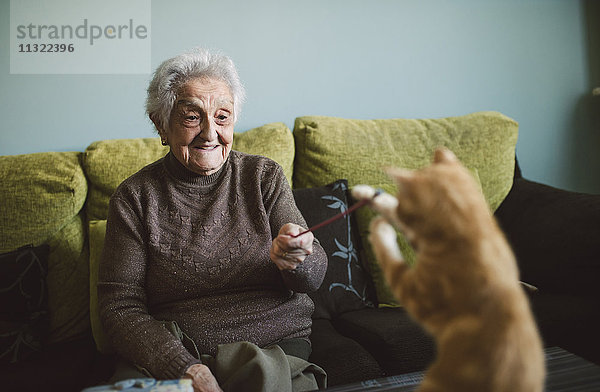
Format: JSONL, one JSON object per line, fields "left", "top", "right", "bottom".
{"left": 97, "top": 192, "right": 201, "bottom": 379}
{"left": 263, "top": 163, "right": 328, "bottom": 293}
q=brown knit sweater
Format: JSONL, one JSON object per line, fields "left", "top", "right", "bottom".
{"left": 98, "top": 150, "right": 327, "bottom": 379}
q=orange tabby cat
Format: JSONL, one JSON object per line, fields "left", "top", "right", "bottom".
{"left": 352, "top": 148, "right": 545, "bottom": 392}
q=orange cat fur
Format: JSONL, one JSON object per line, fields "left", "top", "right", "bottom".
{"left": 352, "top": 148, "right": 545, "bottom": 392}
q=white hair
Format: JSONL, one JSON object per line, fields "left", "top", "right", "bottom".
{"left": 146, "top": 48, "right": 246, "bottom": 132}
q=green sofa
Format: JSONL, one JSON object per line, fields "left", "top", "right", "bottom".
{"left": 1, "top": 111, "right": 598, "bottom": 391}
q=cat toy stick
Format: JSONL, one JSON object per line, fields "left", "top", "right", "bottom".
{"left": 292, "top": 189, "right": 382, "bottom": 238}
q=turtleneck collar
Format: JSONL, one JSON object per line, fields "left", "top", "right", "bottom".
{"left": 163, "top": 150, "right": 229, "bottom": 186}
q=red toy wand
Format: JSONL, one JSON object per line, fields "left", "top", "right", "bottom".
{"left": 292, "top": 189, "right": 382, "bottom": 238}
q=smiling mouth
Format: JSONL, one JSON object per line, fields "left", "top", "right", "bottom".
{"left": 194, "top": 145, "right": 219, "bottom": 151}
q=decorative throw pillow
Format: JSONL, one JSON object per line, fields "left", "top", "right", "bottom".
{"left": 0, "top": 244, "right": 50, "bottom": 364}
{"left": 292, "top": 111, "right": 517, "bottom": 212}
{"left": 293, "top": 180, "right": 376, "bottom": 319}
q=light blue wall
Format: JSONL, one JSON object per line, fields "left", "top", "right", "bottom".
{"left": 1, "top": 0, "right": 598, "bottom": 193}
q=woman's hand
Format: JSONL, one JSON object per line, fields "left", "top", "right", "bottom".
{"left": 270, "top": 223, "right": 314, "bottom": 271}
{"left": 184, "top": 364, "right": 222, "bottom": 392}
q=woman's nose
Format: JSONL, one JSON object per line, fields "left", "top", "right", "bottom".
{"left": 199, "top": 118, "right": 218, "bottom": 140}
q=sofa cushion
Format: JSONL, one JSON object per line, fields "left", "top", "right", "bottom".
{"left": 308, "top": 318, "right": 383, "bottom": 386}
{"left": 83, "top": 139, "right": 168, "bottom": 222}
{"left": 292, "top": 112, "right": 518, "bottom": 305}
{"left": 293, "top": 180, "right": 376, "bottom": 319}
{"left": 83, "top": 122, "right": 295, "bottom": 221}
{"left": 231, "top": 122, "right": 295, "bottom": 183}
{"left": 0, "top": 152, "right": 87, "bottom": 250}
{"left": 292, "top": 111, "right": 517, "bottom": 211}
{"left": 333, "top": 307, "right": 435, "bottom": 377}
{"left": 0, "top": 244, "right": 49, "bottom": 364}
{"left": 0, "top": 152, "right": 90, "bottom": 344}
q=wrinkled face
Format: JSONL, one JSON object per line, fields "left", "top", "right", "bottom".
{"left": 161, "top": 77, "right": 235, "bottom": 176}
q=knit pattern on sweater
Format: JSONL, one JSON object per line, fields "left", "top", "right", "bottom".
{"left": 98, "top": 151, "right": 327, "bottom": 379}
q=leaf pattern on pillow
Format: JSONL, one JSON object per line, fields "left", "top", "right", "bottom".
{"left": 324, "top": 182, "right": 372, "bottom": 306}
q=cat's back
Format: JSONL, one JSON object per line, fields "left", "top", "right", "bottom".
{"left": 421, "top": 268, "right": 545, "bottom": 392}
{"left": 423, "top": 307, "right": 545, "bottom": 392}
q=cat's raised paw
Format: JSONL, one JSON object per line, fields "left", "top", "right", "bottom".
{"left": 369, "top": 216, "right": 405, "bottom": 265}
{"left": 351, "top": 184, "right": 377, "bottom": 201}
{"left": 370, "top": 216, "right": 397, "bottom": 242}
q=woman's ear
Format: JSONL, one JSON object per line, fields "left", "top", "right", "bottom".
{"left": 150, "top": 115, "right": 169, "bottom": 146}
{"left": 150, "top": 114, "right": 164, "bottom": 135}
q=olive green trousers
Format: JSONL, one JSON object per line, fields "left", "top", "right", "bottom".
{"left": 199, "top": 340, "right": 327, "bottom": 392}
{"left": 111, "top": 322, "right": 327, "bottom": 392}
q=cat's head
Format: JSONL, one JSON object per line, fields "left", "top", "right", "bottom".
{"left": 386, "top": 148, "right": 489, "bottom": 242}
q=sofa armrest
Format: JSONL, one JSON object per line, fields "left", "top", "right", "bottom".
{"left": 495, "top": 177, "right": 600, "bottom": 296}
{"left": 528, "top": 292, "right": 600, "bottom": 365}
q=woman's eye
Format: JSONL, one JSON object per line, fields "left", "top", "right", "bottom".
{"left": 216, "top": 112, "right": 231, "bottom": 123}
{"left": 183, "top": 115, "right": 201, "bottom": 126}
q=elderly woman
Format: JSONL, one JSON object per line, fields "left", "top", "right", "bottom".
{"left": 98, "top": 48, "right": 328, "bottom": 392}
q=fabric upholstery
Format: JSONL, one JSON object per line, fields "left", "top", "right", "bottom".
{"left": 82, "top": 122, "right": 295, "bottom": 221}
{"left": 0, "top": 152, "right": 89, "bottom": 344}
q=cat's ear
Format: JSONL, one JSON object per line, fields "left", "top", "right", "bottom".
{"left": 384, "top": 167, "right": 415, "bottom": 188}
{"left": 433, "top": 147, "right": 458, "bottom": 164}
